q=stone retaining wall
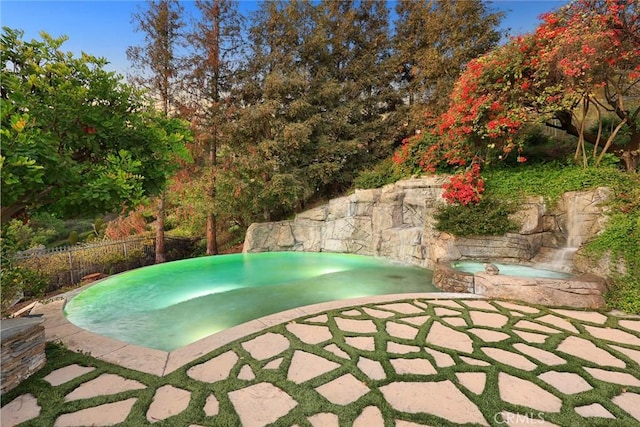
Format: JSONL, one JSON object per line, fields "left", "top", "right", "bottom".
{"left": 244, "top": 177, "right": 611, "bottom": 274}
{"left": 1, "top": 318, "right": 46, "bottom": 394}
{"left": 244, "top": 177, "right": 450, "bottom": 268}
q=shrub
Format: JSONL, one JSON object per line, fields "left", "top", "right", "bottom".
{"left": 442, "top": 163, "right": 484, "bottom": 206}
{"left": 354, "top": 158, "right": 409, "bottom": 189}
{"left": 68, "top": 230, "right": 78, "bottom": 245}
{"left": 0, "top": 245, "right": 48, "bottom": 314}
{"left": 434, "top": 197, "right": 518, "bottom": 236}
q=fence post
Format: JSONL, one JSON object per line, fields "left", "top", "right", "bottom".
{"left": 68, "top": 250, "right": 74, "bottom": 284}
{"left": 123, "top": 241, "right": 128, "bottom": 257}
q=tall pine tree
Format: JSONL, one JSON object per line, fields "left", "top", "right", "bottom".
{"left": 394, "top": 0, "right": 503, "bottom": 128}
{"left": 181, "top": 0, "right": 245, "bottom": 255}
{"left": 127, "top": 0, "right": 186, "bottom": 262}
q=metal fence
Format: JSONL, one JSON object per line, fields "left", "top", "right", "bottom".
{"left": 14, "top": 236, "right": 156, "bottom": 289}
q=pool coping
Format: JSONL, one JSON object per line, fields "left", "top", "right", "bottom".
{"left": 29, "top": 292, "right": 484, "bottom": 376}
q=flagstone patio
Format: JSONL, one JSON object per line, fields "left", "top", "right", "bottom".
{"left": 2, "top": 294, "right": 640, "bottom": 426}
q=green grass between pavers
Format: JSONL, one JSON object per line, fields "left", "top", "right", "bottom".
{"left": 3, "top": 298, "right": 640, "bottom": 426}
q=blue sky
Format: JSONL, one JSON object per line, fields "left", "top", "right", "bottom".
{"left": 1, "top": 1, "right": 567, "bottom": 75}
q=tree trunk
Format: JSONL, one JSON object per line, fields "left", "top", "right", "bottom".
{"left": 621, "top": 150, "right": 640, "bottom": 172}
{"left": 206, "top": 212, "right": 218, "bottom": 255}
{"left": 155, "top": 195, "right": 166, "bottom": 263}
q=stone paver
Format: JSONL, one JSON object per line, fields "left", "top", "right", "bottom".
{"left": 42, "top": 364, "right": 96, "bottom": 386}
{"left": 425, "top": 348, "right": 455, "bottom": 367}
{"left": 469, "top": 311, "right": 509, "bottom": 328}
{"left": 238, "top": 364, "right": 255, "bottom": 380}
{"left": 551, "top": 309, "right": 607, "bottom": 324}
{"left": 54, "top": 398, "right": 137, "bottom": 427}
{"left": 390, "top": 357, "right": 437, "bottom": 376}
{"left": 400, "top": 315, "right": 431, "bottom": 326}
{"left": 376, "top": 302, "right": 424, "bottom": 314}
{"left": 434, "top": 307, "right": 460, "bottom": 316}
{"left": 228, "top": 382, "right": 297, "bottom": 427}
{"left": 335, "top": 317, "right": 377, "bottom": 333}
{"left": 463, "top": 300, "right": 499, "bottom": 311}
{"left": 498, "top": 373, "right": 562, "bottom": 413}
{"left": 619, "top": 319, "right": 640, "bottom": 332}
{"left": 538, "top": 371, "right": 592, "bottom": 394}
{"left": 64, "top": 373, "right": 145, "bottom": 401}
{"left": 187, "top": 350, "right": 238, "bottom": 382}
{"left": 556, "top": 336, "right": 626, "bottom": 368}
{"left": 395, "top": 420, "right": 431, "bottom": 427}
{"left": 460, "top": 356, "right": 491, "bottom": 366}
{"left": 513, "top": 343, "right": 566, "bottom": 366}
{"left": 353, "top": 406, "right": 384, "bottom": 427}
{"left": 357, "top": 356, "right": 386, "bottom": 380}
{"left": 288, "top": 350, "right": 340, "bottom": 384}
{"left": 468, "top": 328, "right": 511, "bottom": 342}
{"left": 574, "top": 403, "right": 615, "bottom": 418}
{"left": 610, "top": 344, "right": 640, "bottom": 364}
{"left": 514, "top": 320, "right": 559, "bottom": 334}
{"left": 1, "top": 394, "right": 40, "bottom": 426}
{"left": 342, "top": 309, "right": 361, "bottom": 316}
{"left": 324, "top": 343, "right": 350, "bottom": 359}
{"left": 584, "top": 325, "right": 640, "bottom": 346}
{"left": 7, "top": 296, "right": 640, "bottom": 427}
{"left": 264, "top": 357, "right": 284, "bottom": 369}
{"left": 362, "top": 307, "right": 395, "bottom": 318}
{"left": 308, "top": 412, "right": 339, "bottom": 427}
{"left": 388, "top": 341, "right": 421, "bottom": 354}
{"left": 203, "top": 394, "right": 219, "bottom": 416}
{"left": 583, "top": 367, "right": 640, "bottom": 386}
{"left": 426, "top": 321, "right": 473, "bottom": 353}
{"left": 482, "top": 347, "right": 538, "bottom": 371}
{"left": 441, "top": 317, "right": 468, "bottom": 327}
{"left": 315, "top": 373, "right": 370, "bottom": 405}
{"left": 386, "top": 321, "right": 419, "bottom": 340}
{"left": 146, "top": 385, "right": 191, "bottom": 423}
{"left": 536, "top": 314, "right": 579, "bottom": 333}
{"left": 430, "top": 299, "right": 463, "bottom": 308}
{"left": 513, "top": 329, "right": 548, "bottom": 344}
{"left": 345, "top": 336, "right": 375, "bottom": 351}
{"left": 455, "top": 372, "right": 486, "bottom": 394}
{"left": 306, "top": 314, "right": 329, "bottom": 323}
{"left": 612, "top": 392, "right": 640, "bottom": 421}
{"left": 241, "top": 332, "right": 290, "bottom": 360}
{"left": 380, "top": 381, "right": 488, "bottom": 425}
{"left": 495, "top": 301, "right": 540, "bottom": 313}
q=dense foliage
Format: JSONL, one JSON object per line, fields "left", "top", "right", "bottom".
{"left": 395, "top": 0, "right": 639, "bottom": 176}
{"left": 134, "top": 0, "right": 504, "bottom": 237}
{"left": 0, "top": 28, "right": 192, "bottom": 223}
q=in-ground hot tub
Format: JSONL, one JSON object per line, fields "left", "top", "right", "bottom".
{"left": 433, "top": 259, "right": 607, "bottom": 308}
{"left": 64, "top": 252, "right": 438, "bottom": 351}
{"left": 451, "top": 261, "right": 572, "bottom": 279}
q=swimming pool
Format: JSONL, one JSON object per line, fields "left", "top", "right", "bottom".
{"left": 64, "top": 252, "right": 438, "bottom": 351}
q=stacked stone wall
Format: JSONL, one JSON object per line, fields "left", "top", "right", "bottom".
{"left": 1, "top": 318, "right": 46, "bottom": 394}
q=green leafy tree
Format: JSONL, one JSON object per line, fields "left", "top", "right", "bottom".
{"left": 402, "top": 0, "right": 639, "bottom": 172}
{"left": 0, "top": 28, "right": 190, "bottom": 224}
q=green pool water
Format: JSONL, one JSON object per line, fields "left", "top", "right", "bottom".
{"left": 65, "top": 252, "right": 438, "bottom": 351}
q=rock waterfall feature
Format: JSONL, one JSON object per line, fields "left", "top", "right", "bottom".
{"left": 243, "top": 177, "right": 610, "bottom": 307}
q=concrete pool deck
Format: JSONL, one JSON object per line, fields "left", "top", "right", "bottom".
{"left": 3, "top": 294, "right": 640, "bottom": 426}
